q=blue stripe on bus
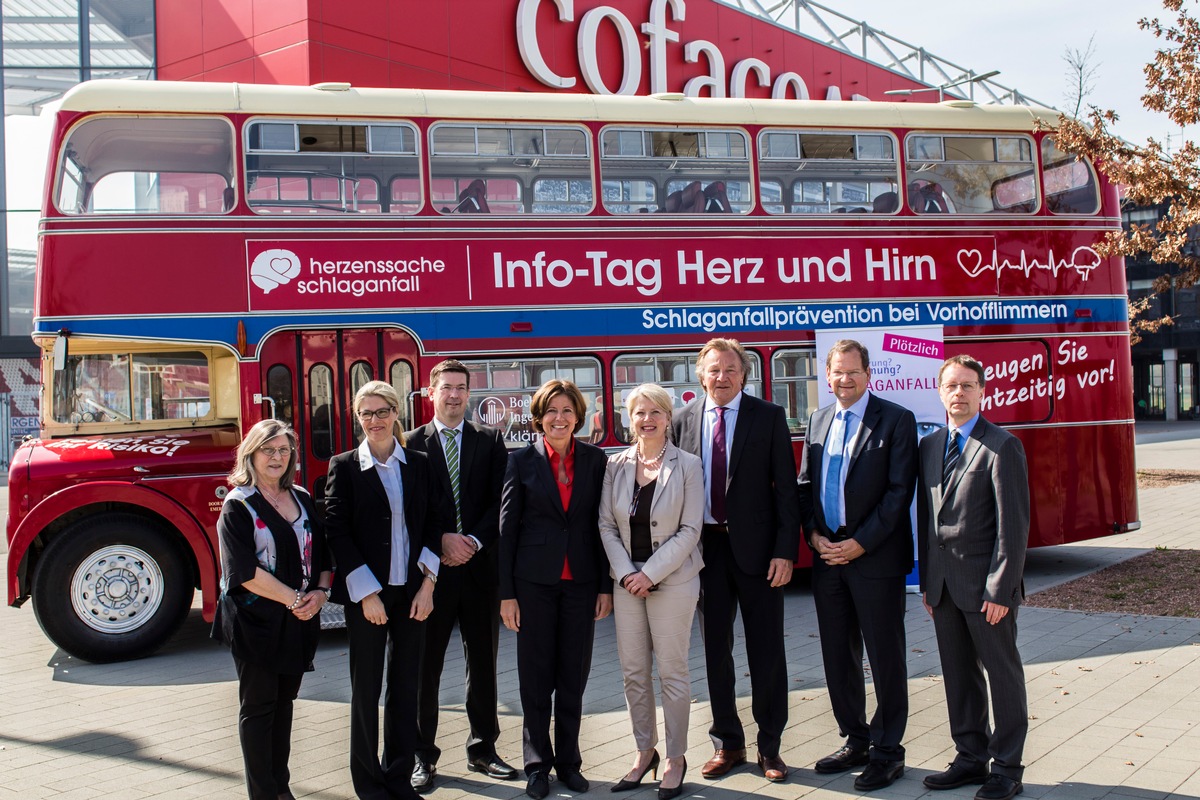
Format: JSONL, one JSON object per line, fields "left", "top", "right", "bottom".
{"left": 37, "top": 297, "right": 1130, "bottom": 345}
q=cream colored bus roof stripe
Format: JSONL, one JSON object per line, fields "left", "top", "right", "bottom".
{"left": 59, "top": 79, "right": 1056, "bottom": 132}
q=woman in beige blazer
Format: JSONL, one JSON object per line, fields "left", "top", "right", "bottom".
{"left": 599, "top": 383, "right": 704, "bottom": 800}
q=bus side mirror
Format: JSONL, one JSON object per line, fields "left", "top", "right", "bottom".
{"left": 53, "top": 332, "right": 69, "bottom": 372}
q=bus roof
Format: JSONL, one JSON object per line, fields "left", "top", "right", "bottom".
{"left": 58, "top": 79, "right": 1060, "bottom": 132}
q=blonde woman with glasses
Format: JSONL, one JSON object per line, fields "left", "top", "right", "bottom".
{"left": 213, "top": 419, "right": 331, "bottom": 800}
{"left": 325, "top": 381, "right": 455, "bottom": 800}
{"left": 599, "top": 384, "right": 704, "bottom": 800}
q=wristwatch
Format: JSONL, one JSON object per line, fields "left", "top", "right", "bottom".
{"left": 425, "top": 570, "right": 438, "bottom": 585}
{"left": 318, "top": 587, "right": 332, "bottom": 598}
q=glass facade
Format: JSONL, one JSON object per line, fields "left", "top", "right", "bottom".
{"left": 2, "top": 0, "right": 155, "bottom": 353}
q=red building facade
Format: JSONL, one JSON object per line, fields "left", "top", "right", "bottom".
{"left": 155, "top": 0, "right": 932, "bottom": 102}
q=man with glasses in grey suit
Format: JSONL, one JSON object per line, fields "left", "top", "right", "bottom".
{"left": 917, "top": 354, "right": 1030, "bottom": 800}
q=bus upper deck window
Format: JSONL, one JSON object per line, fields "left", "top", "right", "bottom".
{"left": 758, "top": 130, "right": 898, "bottom": 215}
{"left": 245, "top": 120, "right": 419, "bottom": 215}
{"left": 600, "top": 127, "right": 752, "bottom": 214}
{"left": 430, "top": 123, "right": 593, "bottom": 215}
{"left": 56, "top": 117, "right": 235, "bottom": 215}
{"left": 904, "top": 133, "right": 1037, "bottom": 215}
{"left": 1041, "top": 137, "right": 1099, "bottom": 215}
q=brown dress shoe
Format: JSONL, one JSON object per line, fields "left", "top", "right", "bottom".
{"left": 757, "top": 752, "right": 788, "bottom": 782}
{"left": 701, "top": 748, "right": 747, "bottom": 779}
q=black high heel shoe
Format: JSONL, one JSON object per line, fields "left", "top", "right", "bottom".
{"left": 658, "top": 757, "right": 687, "bottom": 800}
{"left": 611, "top": 750, "right": 660, "bottom": 792}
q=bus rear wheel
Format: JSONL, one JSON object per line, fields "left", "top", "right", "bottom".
{"left": 31, "top": 515, "right": 192, "bottom": 663}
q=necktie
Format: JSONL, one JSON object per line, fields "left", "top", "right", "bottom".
{"left": 943, "top": 430, "right": 960, "bottom": 487}
{"left": 710, "top": 407, "right": 728, "bottom": 524}
{"left": 443, "top": 428, "right": 463, "bottom": 532}
{"left": 823, "top": 410, "right": 850, "bottom": 531}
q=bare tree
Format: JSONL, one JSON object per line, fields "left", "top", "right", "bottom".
{"left": 1063, "top": 34, "right": 1100, "bottom": 118}
{"left": 1053, "top": 0, "right": 1200, "bottom": 341}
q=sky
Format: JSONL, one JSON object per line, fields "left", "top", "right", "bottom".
{"left": 3, "top": 0, "right": 1189, "bottom": 252}
{"left": 832, "top": 0, "right": 1185, "bottom": 144}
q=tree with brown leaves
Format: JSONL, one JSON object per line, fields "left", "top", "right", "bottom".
{"left": 1052, "top": 0, "right": 1200, "bottom": 341}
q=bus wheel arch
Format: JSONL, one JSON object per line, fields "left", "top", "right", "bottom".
{"left": 30, "top": 511, "right": 196, "bottom": 663}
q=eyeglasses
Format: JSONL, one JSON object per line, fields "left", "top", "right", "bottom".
{"left": 940, "top": 382, "right": 981, "bottom": 394}
{"left": 357, "top": 407, "right": 396, "bottom": 421}
{"left": 258, "top": 446, "right": 292, "bottom": 458}
{"left": 829, "top": 370, "right": 867, "bottom": 380}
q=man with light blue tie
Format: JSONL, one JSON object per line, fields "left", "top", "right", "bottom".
{"left": 797, "top": 339, "right": 918, "bottom": 792}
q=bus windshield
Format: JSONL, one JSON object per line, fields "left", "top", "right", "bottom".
{"left": 52, "top": 351, "right": 212, "bottom": 424}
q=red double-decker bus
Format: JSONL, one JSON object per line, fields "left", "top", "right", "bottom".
{"left": 7, "top": 80, "right": 1138, "bottom": 661}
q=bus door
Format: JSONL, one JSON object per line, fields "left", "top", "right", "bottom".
{"left": 258, "top": 328, "right": 419, "bottom": 500}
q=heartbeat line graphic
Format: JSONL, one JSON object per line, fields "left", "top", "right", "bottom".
{"left": 956, "top": 246, "right": 1101, "bottom": 281}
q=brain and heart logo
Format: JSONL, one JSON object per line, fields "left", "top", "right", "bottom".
{"left": 250, "top": 249, "right": 301, "bottom": 293}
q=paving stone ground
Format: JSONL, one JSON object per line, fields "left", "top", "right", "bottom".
{"left": 0, "top": 424, "right": 1197, "bottom": 799}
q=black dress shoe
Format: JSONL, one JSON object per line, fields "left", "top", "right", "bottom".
{"left": 924, "top": 761, "right": 990, "bottom": 790}
{"left": 527, "top": 770, "right": 550, "bottom": 800}
{"left": 612, "top": 750, "right": 659, "bottom": 792}
{"left": 658, "top": 758, "right": 687, "bottom": 800}
{"left": 468, "top": 754, "right": 519, "bottom": 780}
{"left": 975, "top": 774, "right": 1023, "bottom": 800}
{"left": 854, "top": 760, "right": 904, "bottom": 791}
{"left": 411, "top": 758, "right": 437, "bottom": 794}
{"left": 557, "top": 767, "right": 590, "bottom": 793}
{"left": 814, "top": 744, "right": 870, "bottom": 774}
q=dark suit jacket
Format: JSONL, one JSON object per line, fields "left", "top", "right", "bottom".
{"left": 498, "top": 438, "right": 613, "bottom": 599}
{"left": 324, "top": 446, "right": 453, "bottom": 605}
{"left": 406, "top": 421, "right": 509, "bottom": 589}
{"left": 917, "top": 415, "right": 1030, "bottom": 610}
{"left": 797, "top": 393, "right": 918, "bottom": 578}
{"left": 672, "top": 392, "right": 801, "bottom": 576}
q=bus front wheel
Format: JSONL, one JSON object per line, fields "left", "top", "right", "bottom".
{"left": 31, "top": 515, "right": 192, "bottom": 662}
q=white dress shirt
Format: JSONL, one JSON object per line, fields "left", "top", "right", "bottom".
{"left": 432, "top": 418, "right": 483, "bottom": 551}
{"left": 820, "top": 390, "right": 870, "bottom": 529}
{"left": 343, "top": 438, "right": 441, "bottom": 603}
{"left": 700, "top": 391, "right": 742, "bottom": 525}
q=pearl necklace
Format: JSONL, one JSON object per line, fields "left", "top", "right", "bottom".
{"left": 637, "top": 440, "right": 669, "bottom": 467}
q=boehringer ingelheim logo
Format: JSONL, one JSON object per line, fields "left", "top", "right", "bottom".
{"left": 250, "top": 248, "right": 301, "bottom": 293}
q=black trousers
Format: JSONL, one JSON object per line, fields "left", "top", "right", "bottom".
{"left": 233, "top": 657, "right": 304, "bottom": 800}
{"left": 416, "top": 568, "right": 502, "bottom": 764}
{"left": 345, "top": 585, "right": 422, "bottom": 800}
{"left": 932, "top": 598, "right": 1027, "bottom": 780}
{"left": 514, "top": 577, "right": 598, "bottom": 774}
{"left": 699, "top": 529, "right": 788, "bottom": 756}
{"left": 811, "top": 565, "right": 908, "bottom": 761}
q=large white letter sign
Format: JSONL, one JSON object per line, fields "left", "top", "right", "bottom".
{"left": 730, "top": 57, "right": 770, "bottom": 98}
{"left": 683, "top": 39, "right": 724, "bottom": 97}
{"left": 579, "top": 7, "right": 641, "bottom": 95}
{"left": 642, "top": 0, "right": 685, "bottom": 95}
{"left": 772, "top": 71, "right": 810, "bottom": 99}
{"left": 518, "top": 0, "right": 576, "bottom": 89}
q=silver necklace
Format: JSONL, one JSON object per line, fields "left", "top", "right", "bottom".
{"left": 261, "top": 485, "right": 287, "bottom": 510}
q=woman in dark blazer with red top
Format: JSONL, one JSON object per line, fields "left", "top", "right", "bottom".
{"left": 499, "top": 378, "right": 613, "bottom": 800}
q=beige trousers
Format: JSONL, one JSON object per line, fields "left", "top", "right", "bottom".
{"left": 613, "top": 569, "right": 700, "bottom": 758}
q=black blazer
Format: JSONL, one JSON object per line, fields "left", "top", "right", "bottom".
{"left": 917, "top": 416, "right": 1029, "bottom": 609}
{"left": 498, "top": 438, "right": 613, "bottom": 599}
{"left": 672, "top": 391, "right": 801, "bottom": 576}
{"left": 213, "top": 485, "right": 328, "bottom": 673}
{"left": 324, "top": 445, "right": 453, "bottom": 605}
{"left": 406, "top": 421, "right": 509, "bottom": 588}
{"left": 797, "top": 393, "right": 918, "bottom": 579}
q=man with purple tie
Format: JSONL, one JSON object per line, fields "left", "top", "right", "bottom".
{"left": 672, "top": 338, "right": 800, "bottom": 784}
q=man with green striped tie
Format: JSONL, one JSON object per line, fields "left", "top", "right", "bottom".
{"left": 407, "top": 359, "right": 516, "bottom": 793}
